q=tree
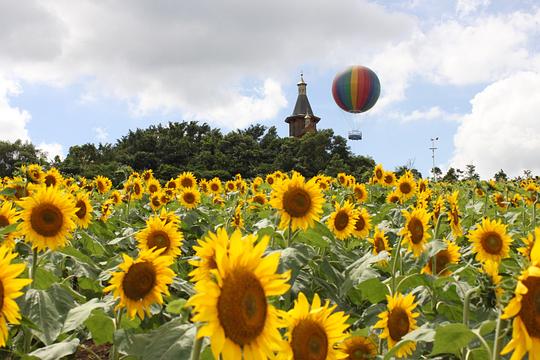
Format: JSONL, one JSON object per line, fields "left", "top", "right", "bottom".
{"left": 432, "top": 167, "right": 442, "bottom": 179}
{"left": 0, "top": 140, "right": 47, "bottom": 177}
{"left": 464, "top": 164, "right": 480, "bottom": 181}
{"left": 442, "top": 167, "right": 459, "bottom": 182}
{"left": 494, "top": 169, "right": 508, "bottom": 182}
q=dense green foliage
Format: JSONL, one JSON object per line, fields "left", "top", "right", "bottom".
{"left": 5, "top": 122, "right": 376, "bottom": 183}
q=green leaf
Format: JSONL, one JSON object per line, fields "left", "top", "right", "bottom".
{"left": 383, "top": 324, "right": 435, "bottom": 360}
{"left": 32, "top": 267, "right": 60, "bottom": 290}
{"left": 85, "top": 309, "right": 115, "bottom": 345}
{"left": 62, "top": 298, "right": 107, "bottom": 334}
{"left": 356, "top": 278, "right": 388, "bottom": 303}
{"left": 27, "top": 339, "right": 80, "bottom": 360}
{"left": 0, "top": 223, "right": 18, "bottom": 236}
{"left": 166, "top": 299, "right": 187, "bottom": 315}
{"left": 431, "top": 323, "right": 476, "bottom": 356}
{"left": 123, "top": 319, "right": 196, "bottom": 360}
{"left": 22, "top": 285, "right": 77, "bottom": 345}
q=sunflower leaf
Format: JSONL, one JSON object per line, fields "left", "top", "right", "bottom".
{"left": 431, "top": 323, "right": 475, "bottom": 356}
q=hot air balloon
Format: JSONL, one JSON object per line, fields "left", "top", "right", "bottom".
{"left": 332, "top": 66, "right": 380, "bottom": 140}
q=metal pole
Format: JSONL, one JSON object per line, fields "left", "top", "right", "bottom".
{"left": 430, "top": 137, "right": 438, "bottom": 181}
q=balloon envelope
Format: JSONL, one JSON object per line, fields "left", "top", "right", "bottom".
{"left": 332, "top": 66, "right": 380, "bottom": 113}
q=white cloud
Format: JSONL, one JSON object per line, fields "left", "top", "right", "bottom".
{"left": 450, "top": 71, "right": 540, "bottom": 178}
{"left": 368, "top": 8, "right": 540, "bottom": 111}
{"left": 37, "top": 142, "right": 64, "bottom": 161}
{"left": 0, "top": 0, "right": 416, "bottom": 129}
{"left": 390, "top": 106, "right": 461, "bottom": 122}
{"left": 0, "top": 79, "right": 30, "bottom": 142}
{"left": 456, "top": 0, "right": 490, "bottom": 16}
{"left": 93, "top": 127, "right": 109, "bottom": 142}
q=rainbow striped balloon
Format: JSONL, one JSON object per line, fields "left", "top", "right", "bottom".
{"left": 332, "top": 66, "right": 380, "bottom": 113}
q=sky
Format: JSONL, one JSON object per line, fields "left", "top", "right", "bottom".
{"left": 0, "top": 0, "right": 539, "bottom": 178}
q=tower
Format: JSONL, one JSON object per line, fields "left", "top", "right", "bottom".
{"left": 285, "top": 74, "right": 320, "bottom": 137}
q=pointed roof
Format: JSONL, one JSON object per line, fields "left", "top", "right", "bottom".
{"left": 291, "top": 73, "right": 315, "bottom": 116}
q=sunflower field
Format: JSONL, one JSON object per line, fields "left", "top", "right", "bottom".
{"left": 0, "top": 164, "right": 539, "bottom": 360}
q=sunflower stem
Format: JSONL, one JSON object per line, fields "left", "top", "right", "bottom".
{"left": 462, "top": 286, "right": 479, "bottom": 327}
{"left": 391, "top": 235, "right": 403, "bottom": 295}
{"left": 492, "top": 308, "right": 502, "bottom": 360}
{"left": 190, "top": 333, "right": 204, "bottom": 360}
{"left": 287, "top": 219, "right": 292, "bottom": 247}
{"left": 30, "top": 247, "right": 38, "bottom": 287}
{"left": 110, "top": 309, "right": 123, "bottom": 360}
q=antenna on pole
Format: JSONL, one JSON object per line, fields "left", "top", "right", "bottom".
{"left": 430, "top": 137, "right": 439, "bottom": 181}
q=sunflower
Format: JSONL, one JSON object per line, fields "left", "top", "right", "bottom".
{"left": 165, "top": 178, "right": 178, "bottom": 191}
{"left": 353, "top": 184, "right": 368, "bottom": 203}
{"left": 422, "top": 239, "right": 461, "bottom": 276}
{"left": 386, "top": 191, "right": 401, "bottom": 204}
{"left": 326, "top": 201, "right": 357, "bottom": 240}
{"left": 518, "top": 227, "right": 540, "bottom": 260}
{"left": 44, "top": 168, "right": 63, "bottom": 188}
{"left": 136, "top": 216, "right": 183, "bottom": 258}
{"left": 100, "top": 200, "right": 114, "bottom": 222}
{"left": 208, "top": 177, "right": 222, "bottom": 195}
{"left": 382, "top": 171, "right": 396, "bottom": 187}
{"left": 475, "top": 187, "right": 485, "bottom": 197}
{"left": 198, "top": 179, "right": 209, "bottom": 194}
{"left": 432, "top": 196, "right": 445, "bottom": 223}
{"left": 188, "top": 228, "right": 231, "bottom": 282}
{"left": 0, "top": 202, "right": 20, "bottom": 248}
{"left": 179, "top": 188, "right": 201, "bottom": 209}
{"left": 500, "top": 242, "right": 540, "bottom": 359}
{"left": 158, "top": 208, "right": 180, "bottom": 226}
{"left": 339, "top": 335, "right": 378, "bottom": 359}
{"left": 468, "top": 217, "right": 512, "bottom": 264}
{"left": 18, "top": 186, "right": 77, "bottom": 252}
{"left": 104, "top": 248, "right": 174, "bottom": 320}
{"left": 142, "top": 169, "right": 154, "bottom": 182}
{"left": 374, "top": 292, "right": 419, "bottom": 358}
{"left": 94, "top": 175, "right": 112, "bottom": 194}
{"left": 270, "top": 173, "right": 324, "bottom": 231}
{"left": 352, "top": 207, "right": 372, "bottom": 239}
{"left": 26, "top": 164, "right": 43, "bottom": 184}
{"left": 73, "top": 192, "right": 93, "bottom": 229}
{"left": 446, "top": 191, "right": 463, "bottom": 238}
{"left": 279, "top": 292, "right": 350, "bottom": 360}
{"left": 493, "top": 192, "right": 507, "bottom": 210}
{"left": 396, "top": 172, "right": 416, "bottom": 201}
{"left": 225, "top": 180, "right": 236, "bottom": 193}
{"left": 400, "top": 207, "right": 431, "bottom": 257}
{"left": 109, "top": 190, "right": 123, "bottom": 205}
{"left": 0, "top": 247, "right": 32, "bottom": 347}
{"left": 131, "top": 179, "right": 144, "bottom": 200}
{"left": 187, "top": 231, "right": 291, "bottom": 360}
{"left": 249, "top": 193, "right": 267, "bottom": 207}
{"left": 177, "top": 171, "right": 197, "bottom": 189}
{"left": 266, "top": 173, "right": 277, "bottom": 186}
{"left": 231, "top": 207, "right": 244, "bottom": 230}
{"left": 369, "top": 227, "right": 392, "bottom": 256}
{"left": 337, "top": 172, "right": 348, "bottom": 186}
{"left": 146, "top": 178, "right": 161, "bottom": 195}
{"left": 149, "top": 192, "right": 162, "bottom": 211}
{"left": 372, "top": 164, "right": 384, "bottom": 184}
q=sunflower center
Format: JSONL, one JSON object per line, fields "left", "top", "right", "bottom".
{"left": 122, "top": 262, "right": 156, "bottom": 301}
{"left": 97, "top": 182, "right": 106, "bottom": 193}
{"left": 183, "top": 192, "right": 196, "bottom": 204}
{"left": 217, "top": 268, "right": 267, "bottom": 346}
{"left": 374, "top": 237, "right": 386, "bottom": 253}
{"left": 355, "top": 189, "right": 364, "bottom": 198}
{"left": 181, "top": 178, "right": 193, "bottom": 188}
{"left": 347, "top": 340, "right": 376, "bottom": 360}
{"left": 30, "top": 204, "right": 64, "bottom": 237}
{"left": 355, "top": 216, "right": 366, "bottom": 232}
{"left": 267, "top": 177, "right": 274, "bottom": 185}
{"left": 481, "top": 232, "right": 503, "bottom": 254}
{"left": 151, "top": 197, "right": 161, "bottom": 207}
{"left": 384, "top": 175, "right": 393, "bottom": 184}
{"left": 291, "top": 318, "right": 328, "bottom": 360}
{"left": 253, "top": 196, "right": 265, "bottom": 205}
{"left": 408, "top": 218, "right": 424, "bottom": 244}
{"left": 375, "top": 169, "right": 383, "bottom": 179}
{"left": 211, "top": 184, "right": 219, "bottom": 191}
{"left": 399, "top": 182, "right": 412, "bottom": 194}
{"left": 149, "top": 184, "right": 158, "bottom": 193}
{"left": 147, "top": 231, "right": 170, "bottom": 251}
{"left": 283, "top": 188, "right": 312, "bottom": 218}
{"left": 334, "top": 211, "right": 349, "bottom": 231}
{"left": 0, "top": 215, "right": 9, "bottom": 227}
{"left": 75, "top": 200, "right": 87, "bottom": 219}
{"left": 134, "top": 184, "right": 142, "bottom": 195}
{"left": 45, "top": 175, "right": 57, "bottom": 187}
{"left": 430, "top": 250, "right": 450, "bottom": 275}
{"left": 518, "top": 276, "right": 540, "bottom": 338}
{"left": 387, "top": 308, "right": 410, "bottom": 341}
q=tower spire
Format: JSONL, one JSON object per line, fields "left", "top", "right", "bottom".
{"left": 285, "top": 72, "right": 320, "bottom": 137}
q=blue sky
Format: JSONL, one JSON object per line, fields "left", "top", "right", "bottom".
{"left": 1, "top": 0, "right": 539, "bottom": 178}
